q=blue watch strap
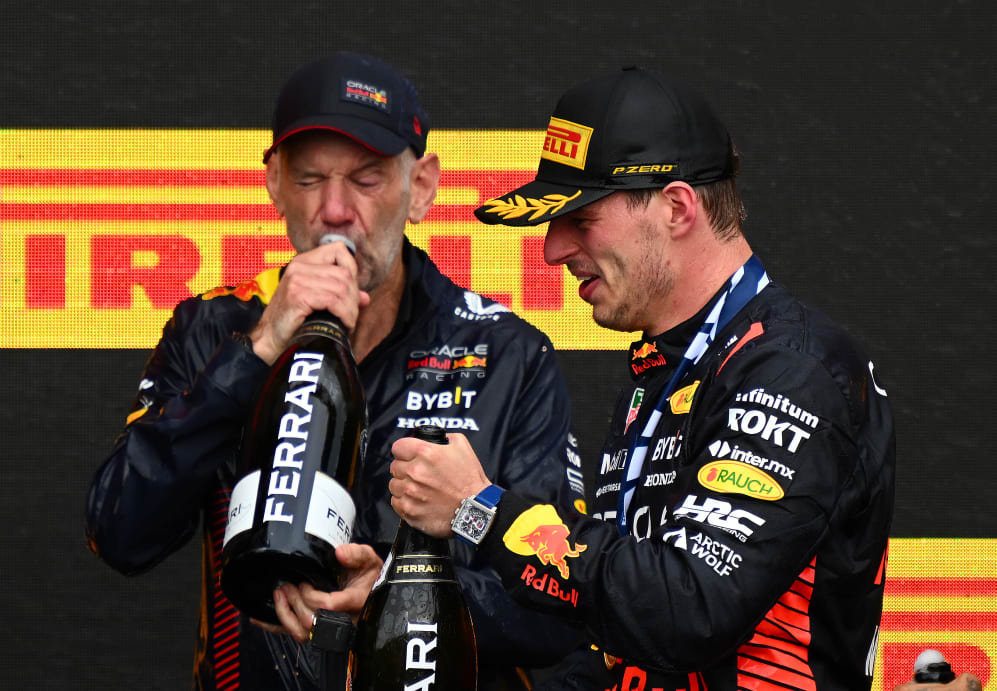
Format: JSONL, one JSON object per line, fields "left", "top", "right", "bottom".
{"left": 475, "top": 484, "right": 505, "bottom": 509}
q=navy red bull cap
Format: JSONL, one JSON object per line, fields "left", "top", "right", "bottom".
{"left": 474, "top": 66, "right": 736, "bottom": 226}
{"left": 263, "top": 52, "right": 429, "bottom": 163}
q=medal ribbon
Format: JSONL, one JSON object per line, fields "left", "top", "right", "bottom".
{"left": 616, "top": 255, "right": 769, "bottom": 535}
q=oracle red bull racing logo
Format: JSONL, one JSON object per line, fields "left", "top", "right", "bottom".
{"left": 503, "top": 505, "right": 586, "bottom": 579}
{"left": 406, "top": 344, "right": 489, "bottom": 373}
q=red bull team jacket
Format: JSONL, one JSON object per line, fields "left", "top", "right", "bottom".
{"left": 477, "top": 281, "right": 896, "bottom": 691}
{"left": 86, "top": 240, "right": 586, "bottom": 691}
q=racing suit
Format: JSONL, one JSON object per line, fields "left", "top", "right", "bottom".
{"left": 86, "top": 240, "right": 586, "bottom": 690}
{"left": 475, "top": 278, "right": 896, "bottom": 690}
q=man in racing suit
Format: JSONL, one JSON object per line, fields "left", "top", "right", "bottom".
{"left": 388, "top": 67, "right": 896, "bottom": 690}
{"left": 86, "top": 53, "right": 585, "bottom": 690}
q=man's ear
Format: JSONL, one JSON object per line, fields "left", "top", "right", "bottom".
{"left": 407, "top": 153, "right": 441, "bottom": 224}
{"left": 660, "top": 181, "right": 698, "bottom": 236}
{"left": 265, "top": 153, "right": 285, "bottom": 218}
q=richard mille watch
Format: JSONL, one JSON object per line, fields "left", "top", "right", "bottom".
{"left": 451, "top": 484, "right": 505, "bottom": 545}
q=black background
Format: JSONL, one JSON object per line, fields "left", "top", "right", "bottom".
{"left": 2, "top": 1, "right": 994, "bottom": 687}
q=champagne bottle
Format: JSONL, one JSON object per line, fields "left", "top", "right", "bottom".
{"left": 348, "top": 425, "right": 477, "bottom": 691}
{"left": 220, "top": 234, "right": 368, "bottom": 625}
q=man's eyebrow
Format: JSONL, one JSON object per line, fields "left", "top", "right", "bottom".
{"left": 353, "top": 158, "right": 390, "bottom": 173}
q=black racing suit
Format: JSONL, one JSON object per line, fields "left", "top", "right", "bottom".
{"left": 86, "top": 240, "right": 586, "bottom": 690}
{"left": 476, "top": 279, "right": 895, "bottom": 690}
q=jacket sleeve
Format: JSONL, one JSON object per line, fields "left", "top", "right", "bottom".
{"left": 477, "top": 343, "right": 869, "bottom": 672}
{"left": 455, "top": 333, "right": 589, "bottom": 668}
{"left": 85, "top": 302, "right": 270, "bottom": 575}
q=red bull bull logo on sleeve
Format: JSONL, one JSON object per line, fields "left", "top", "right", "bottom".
{"left": 202, "top": 267, "right": 280, "bottom": 304}
{"left": 503, "top": 505, "right": 586, "bottom": 580}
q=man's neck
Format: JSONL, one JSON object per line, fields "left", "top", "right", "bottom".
{"left": 647, "top": 235, "right": 753, "bottom": 337}
{"left": 351, "top": 257, "right": 406, "bottom": 363}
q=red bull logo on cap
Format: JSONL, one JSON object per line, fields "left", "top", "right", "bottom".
{"left": 503, "top": 505, "right": 586, "bottom": 579}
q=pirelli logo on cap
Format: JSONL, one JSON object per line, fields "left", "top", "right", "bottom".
{"left": 542, "top": 117, "right": 593, "bottom": 170}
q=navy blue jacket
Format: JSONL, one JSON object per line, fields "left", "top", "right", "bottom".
{"left": 87, "top": 240, "right": 586, "bottom": 690}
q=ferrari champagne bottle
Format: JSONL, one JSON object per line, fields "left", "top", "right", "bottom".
{"left": 348, "top": 425, "right": 477, "bottom": 691}
{"left": 220, "top": 234, "right": 368, "bottom": 625}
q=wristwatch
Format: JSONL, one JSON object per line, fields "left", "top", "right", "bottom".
{"left": 452, "top": 484, "right": 505, "bottom": 546}
{"left": 309, "top": 608, "right": 354, "bottom": 652}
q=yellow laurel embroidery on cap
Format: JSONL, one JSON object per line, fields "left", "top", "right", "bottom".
{"left": 479, "top": 190, "right": 582, "bottom": 221}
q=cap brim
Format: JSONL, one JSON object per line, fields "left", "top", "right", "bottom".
{"left": 474, "top": 179, "right": 614, "bottom": 226}
{"left": 263, "top": 115, "right": 410, "bottom": 162}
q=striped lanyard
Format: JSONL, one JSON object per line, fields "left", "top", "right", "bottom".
{"left": 616, "top": 255, "right": 770, "bottom": 535}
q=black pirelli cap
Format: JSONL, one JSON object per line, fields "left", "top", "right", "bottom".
{"left": 474, "top": 66, "right": 735, "bottom": 226}
{"left": 263, "top": 52, "right": 428, "bottom": 163}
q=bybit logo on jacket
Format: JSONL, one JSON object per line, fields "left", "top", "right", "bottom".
{"left": 541, "top": 117, "right": 593, "bottom": 170}
{"left": 397, "top": 385, "right": 481, "bottom": 431}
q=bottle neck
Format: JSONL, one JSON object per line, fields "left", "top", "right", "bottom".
{"left": 294, "top": 313, "right": 351, "bottom": 349}
{"left": 305, "top": 310, "right": 344, "bottom": 328}
{"left": 392, "top": 520, "right": 452, "bottom": 557}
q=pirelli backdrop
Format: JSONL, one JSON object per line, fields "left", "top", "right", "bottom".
{"left": 2, "top": 2, "right": 994, "bottom": 689}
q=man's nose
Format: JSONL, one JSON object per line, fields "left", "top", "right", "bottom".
{"left": 543, "top": 217, "right": 574, "bottom": 266}
{"left": 319, "top": 181, "right": 355, "bottom": 226}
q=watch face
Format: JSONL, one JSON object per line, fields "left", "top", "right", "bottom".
{"left": 454, "top": 501, "right": 494, "bottom": 543}
{"left": 460, "top": 506, "right": 489, "bottom": 535}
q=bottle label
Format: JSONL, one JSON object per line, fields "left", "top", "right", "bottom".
{"left": 223, "top": 470, "right": 260, "bottom": 547}
{"left": 305, "top": 471, "right": 357, "bottom": 547}
{"left": 388, "top": 555, "right": 458, "bottom": 583}
{"left": 297, "top": 319, "right": 349, "bottom": 344}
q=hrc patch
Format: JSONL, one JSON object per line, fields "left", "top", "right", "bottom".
{"left": 341, "top": 78, "right": 390, "bottom": 113}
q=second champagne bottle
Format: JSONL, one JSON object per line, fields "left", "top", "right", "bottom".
{"left": 348, "top": 425, "right": 477, "bottom": 691}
